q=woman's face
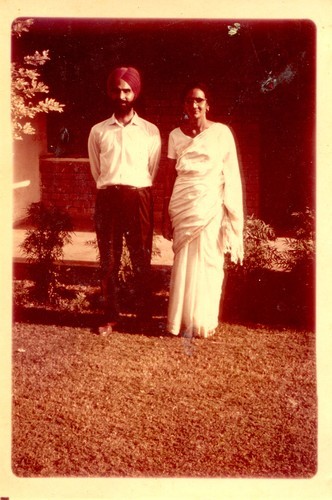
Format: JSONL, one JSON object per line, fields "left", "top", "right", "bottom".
{"left": 184, "top": 88, "right": 209, "bottom": 120}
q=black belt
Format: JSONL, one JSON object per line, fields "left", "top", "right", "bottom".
{"left": 104, "top": 185, "right": 149, "bottom": 191}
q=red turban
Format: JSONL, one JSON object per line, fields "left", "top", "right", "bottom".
{"left": 107, "top": 66, "right": 141, "bottom": 98}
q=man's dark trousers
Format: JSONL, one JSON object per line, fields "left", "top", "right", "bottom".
{"left": 94, "top": 185, "right": 153, "bottom": 323}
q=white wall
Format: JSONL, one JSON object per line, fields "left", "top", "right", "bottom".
{"left": 13, "top": 116, "right": 47, "bottom": 225}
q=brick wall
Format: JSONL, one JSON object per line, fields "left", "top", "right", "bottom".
{"left": 40, "top": 157, "right": 96, "bottom": 229}
{"left": 39, "top": 156, "right": 169, "bottom": 232}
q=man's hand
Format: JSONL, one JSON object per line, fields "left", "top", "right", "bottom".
{"left": 162, "top": 212, "right": 173, "bottom": 241}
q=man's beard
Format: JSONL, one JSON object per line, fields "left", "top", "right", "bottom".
{"left": 113, "top": 100, "right": 133, "bottom": 115}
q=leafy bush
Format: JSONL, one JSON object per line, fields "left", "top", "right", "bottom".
{"left": 221, "top": 212, "right": 315, "bottom": 328}
{"left": 226, "top": 211, "right": 315, "bottom": 274}
{"left": 226, "top": 215, "right": 287, "bottom": 274}
{"left": 11, "top": 18, "right": 64, "bottom": 140}
{"left": 20, "top": 202, "right": 73, "bottom": 301}
{"left": 56, "top": 290, "right": 90, "bottom": 313}
{"left": 285, "top": 207, "right": 315, "bottom": 273}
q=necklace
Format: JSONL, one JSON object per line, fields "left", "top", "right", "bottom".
{"left": 181, "top": 118, "right": 212, "bottom": 138}
{"left": 187, "top": 122, "right": 209, "bottom": 138}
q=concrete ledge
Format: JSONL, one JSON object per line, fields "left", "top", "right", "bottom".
{"left": 13, "top": 229, "right": 174, "bottom": 268}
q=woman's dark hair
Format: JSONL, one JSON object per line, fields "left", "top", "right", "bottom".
{"left": 180, "top": 81, "right": 213, "bottom": 105}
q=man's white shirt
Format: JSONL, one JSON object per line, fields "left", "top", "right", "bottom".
{"left": 88, "top": 112, "right": 161, "bottom": 189}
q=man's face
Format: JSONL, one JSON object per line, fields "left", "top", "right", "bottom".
{"left": 109, "top": 78, "right": 135, "bottom": 114}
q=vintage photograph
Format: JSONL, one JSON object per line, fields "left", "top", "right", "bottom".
{"left": 10, "top": 15, "right": 316, "bottom": 484}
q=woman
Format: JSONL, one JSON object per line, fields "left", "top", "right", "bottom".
{"left": 162, "top": 83, "right": 244, "bottom": 338}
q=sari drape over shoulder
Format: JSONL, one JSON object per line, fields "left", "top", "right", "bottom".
{"left": 167, "top": 123, "right": 243, "bottom": 337}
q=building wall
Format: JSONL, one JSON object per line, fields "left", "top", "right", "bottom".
{"left": 40, "top": 157, "right": 95, "bottom": 229}
{"left": 13, "top": 116, "right": 47, "bottom": 225}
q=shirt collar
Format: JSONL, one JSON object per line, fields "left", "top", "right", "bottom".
{"left": 109, "top": 111, "right": 140, "bottom": 127}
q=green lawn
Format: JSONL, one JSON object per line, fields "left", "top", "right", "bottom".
{"left": 12, "top": 319, "right": 317, "bottom": 478}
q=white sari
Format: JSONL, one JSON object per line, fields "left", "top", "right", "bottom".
{"left": 167, "top": 123, "right": 243, "bottom": 337}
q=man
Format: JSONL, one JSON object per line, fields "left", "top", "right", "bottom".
{"left": 88, "top": 67, "right": 161, "bottom": 334}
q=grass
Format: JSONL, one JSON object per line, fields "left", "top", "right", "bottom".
{"left": 12, "top": 316, "right": 317, "bottom": 478}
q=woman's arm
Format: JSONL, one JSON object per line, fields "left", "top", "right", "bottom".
{"left": 162, "top": 158, "right": 177, "bottom": 240}
{"left": 222, "top": 127, "right": 244, "bottom": 264}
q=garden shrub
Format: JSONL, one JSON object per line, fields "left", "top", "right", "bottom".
{"left": 226, "top": 210, "right": 315, "bottom": 274}
{"left": 222, "top": 211, "right": 315, "bottom": 328}
{"left": 285, "top": 207, "right": 315, "bottom": 274}
{"left": 226, "top": 215, "right": 287, "bottom": 274}
{"left": 20, "top": 202, "right": 73, "bottom": 301}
